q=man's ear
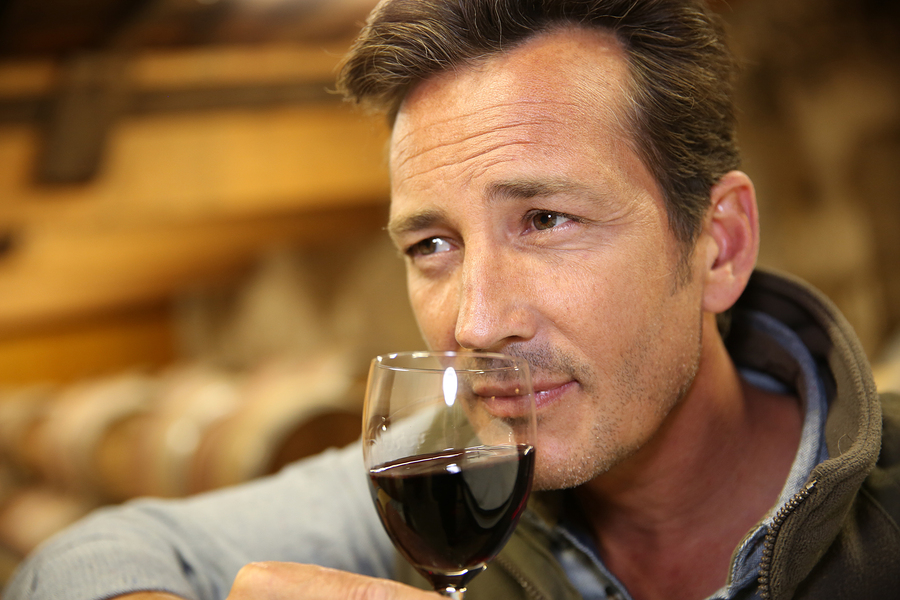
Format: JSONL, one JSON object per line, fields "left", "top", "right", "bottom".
{"left": 701, "top": 170, "right": 759, "bottom": 313}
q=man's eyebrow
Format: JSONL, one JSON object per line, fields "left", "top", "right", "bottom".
{"left": 486, "top": 178, "right": 584, "bottom": 201}
{"left": 387, "top": 208, "right": 447, "bottom": 240}
{"left": 387, "top": 178, "right": 592, "bottom": 239}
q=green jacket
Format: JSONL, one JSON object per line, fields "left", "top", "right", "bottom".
{"left": 398, "top": 270, "right": 900, "bottom": 599}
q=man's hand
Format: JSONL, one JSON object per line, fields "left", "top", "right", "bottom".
{"left": 227, "top": 562, "right": 439, "bottom": 600}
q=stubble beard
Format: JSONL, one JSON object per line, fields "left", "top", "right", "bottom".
{"left": 521, "top": 311, "right": 704, "bottom": 492}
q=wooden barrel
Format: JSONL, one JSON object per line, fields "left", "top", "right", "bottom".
{"left": 33, "top": 374, "right": 156, "bottom": 496}
{"left": 0, "top": 354, "right": 366, "bottom": 504}
{"left": 0, "top": 386, "right": 55, "bottom": 479}
{"left": 130, "top": 364, "right": 243, "bottom": 498}
{"left": 189, "top": 353, "right": 361, "bottom": 493}
{"left": 0, "top": 485, "right": 97, "bottom": 557}
{"left": 91, "top": 409, "right": 155, "bottom": 502}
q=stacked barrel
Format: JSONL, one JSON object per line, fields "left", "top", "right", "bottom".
{"left": 0, "top": 354, "right": 363, "bottom": 564}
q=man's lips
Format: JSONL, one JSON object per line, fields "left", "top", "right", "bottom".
{"left": 533, "top": 380, "right": 577, "bottom": 410}
{"left": 476, "top": 379, "right": 576, "bottom": 415}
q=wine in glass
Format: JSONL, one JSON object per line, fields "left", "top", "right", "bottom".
{"left": 363, "top": 351, "right": 537, "bottom": 599}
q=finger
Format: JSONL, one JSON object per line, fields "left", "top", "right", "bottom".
{"left": 229, "top": 562, "right": 439, "bottom": 600}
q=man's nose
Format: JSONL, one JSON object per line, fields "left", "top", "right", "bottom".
{"left": 454, "top": 246, "right": 535, "bottom": 351}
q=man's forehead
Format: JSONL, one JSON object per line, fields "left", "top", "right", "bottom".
{"left": 385, "top": 25, "right": 644, "bottom": 239}
{"left": 390, "top": 24, "right": 631, "bottom": 142}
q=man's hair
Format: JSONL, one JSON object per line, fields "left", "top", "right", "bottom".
{"left": 337, "top": 0, "right": 741, "bottom": 254}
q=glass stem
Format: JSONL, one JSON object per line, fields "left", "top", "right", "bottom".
{"left": 438, "top": 587, "right": 465, "bottom": 599}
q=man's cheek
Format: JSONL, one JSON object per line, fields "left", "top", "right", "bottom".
{"left": 409, "top": 287, "right": 455, "bottom": 348}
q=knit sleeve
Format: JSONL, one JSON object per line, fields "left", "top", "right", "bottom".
{"left": 3, "top": 441, "right": 394, "bottom": 600}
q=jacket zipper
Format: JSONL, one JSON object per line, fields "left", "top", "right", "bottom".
{"left": 494, "top": 554, "right": 552, "bottom": 600}
{"left": 757, "top": 479, "right": 818, "bottom": 600}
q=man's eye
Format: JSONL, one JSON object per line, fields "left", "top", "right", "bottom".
{"left": 531, "top": 212, "right": 572, "bottom": 231}
{"left": 408, "top": 237, "right": 453, "bottom": 257}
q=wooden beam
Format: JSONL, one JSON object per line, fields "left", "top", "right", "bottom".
{"left": 0, "top": 42, "right": 366, "bottom": 182}
{"left": 129, "top": 42, "right": 344, "bottom": 88}
{"left": 0, "top": 42, "right": 353, "bottom": 127}
{"left": 37, "top": 53, "right": 129, "bottom": 182}
{"left": 0, "top": 305, "right": 176, "bottom": 385}
{"left": 0, "top": 44, "right": 393, "bottom": 334}
{"left": 0, "top": 103, "right": 391, "bottom": 227}
{"left": 0, "top": 204, "right": 389, "bottom": 335}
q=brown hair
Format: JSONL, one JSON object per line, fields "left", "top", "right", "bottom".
{"left": 337, "top": 0, "right": 741, "bottom": 254}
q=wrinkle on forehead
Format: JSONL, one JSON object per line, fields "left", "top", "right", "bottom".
{"left": 390, "top": 100, "right": 585, "bottom": 178}
{"left": 391, "top": 98, "right": 580, "bottom": 157}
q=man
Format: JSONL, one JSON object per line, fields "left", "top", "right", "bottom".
{"left": 6, "top": 1, "right": 899, "bottom": 599}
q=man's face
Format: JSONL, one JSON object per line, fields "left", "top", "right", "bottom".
{"left": 388, "top": 27, "right": 707, "bottom": 490}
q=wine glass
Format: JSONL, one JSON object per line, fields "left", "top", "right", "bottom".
{"left": 363, "top": 351, "right": 537, "bottom": 599}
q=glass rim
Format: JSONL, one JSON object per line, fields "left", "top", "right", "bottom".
{"left": 372, "top": 350, "right": 528, "bottom": 373}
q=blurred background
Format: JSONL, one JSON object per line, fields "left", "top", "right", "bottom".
{"left": 0, "top": 0, "right": 897, "bottom": 585}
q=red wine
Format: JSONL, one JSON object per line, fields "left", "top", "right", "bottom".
{"left": 369, "top": 444, "right": 535, "bottom": 590}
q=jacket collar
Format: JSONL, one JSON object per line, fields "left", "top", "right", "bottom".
{"left": 728, "top": 268, "right": 881, "bottom": 599}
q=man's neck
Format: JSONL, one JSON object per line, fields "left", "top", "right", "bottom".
{"left": 575, "top": 316, "right": 803, "bottom": 600}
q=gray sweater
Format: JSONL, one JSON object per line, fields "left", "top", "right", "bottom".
{"left": 4, "top": 441, "right": 393, "bottom": 600}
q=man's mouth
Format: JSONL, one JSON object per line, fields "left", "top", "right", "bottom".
{"left": 473, "top": 378, "right": 576, "bottom": 416}
{"left": 533, "top": 380, "right": 577, "bottom": 410}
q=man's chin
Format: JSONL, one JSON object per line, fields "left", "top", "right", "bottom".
{"left": 532, "top": 455, "right": 611, "bottom": 492}
{"left": 531, "top": 435, "right": 638, "bottom": 491}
